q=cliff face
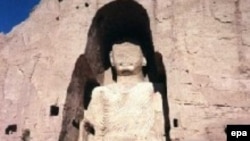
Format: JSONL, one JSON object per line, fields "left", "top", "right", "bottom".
{"left": 0, "top": 0, "right": 250, "bottom": 141}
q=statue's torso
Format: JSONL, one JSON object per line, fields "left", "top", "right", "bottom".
{"left": 102, "top": 82, "right": 155, "bottom": 135}
{"left": 85, "top": 82, "right": 164, "bottom": 141}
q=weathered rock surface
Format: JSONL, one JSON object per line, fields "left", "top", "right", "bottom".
{"left": 0, "top": 0, "right": 250, "bottom": 141}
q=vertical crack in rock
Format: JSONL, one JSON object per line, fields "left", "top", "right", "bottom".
{"left": 2, "top": 64, "right": 9, "bottom": 100}
{"left": 184, "top": 31, "right": 189, "bottom": 54}
{"left": 235, "top": 2, "right": 248, "bottom": 68}
{"left": 22, "top": 34, "right": 27, "bottom": 48}
{"left": 234, "top": 0, "right": 249, "bottom": 76}
{"left": 152, "top": 0, "right": 158, "bottom": 29}
{"left": 200, "top": 0, "right": 207, "bottom": 52}
{"left": 29, "top": 53, "right": 41, "bottom": 81}
{"left": 170, "top": 0, "right": 176, "bottom": 45}
{"left": 235, "top": 0, "right": 243, "bottom": 60}
{"left": 201, "top": 0, "right": 207, "bottom": 17}
{"left": 237, "top": 0, "right": 250, "bottom": 48}
{"left": 152, "top": 0, "right": 157, "bottom": 20}
{"left": 168, "top": 0, "right": 178, "bottom": 64}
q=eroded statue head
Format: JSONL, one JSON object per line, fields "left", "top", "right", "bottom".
{"left": 110, "top": 42, "right": 146, "bottom": 76}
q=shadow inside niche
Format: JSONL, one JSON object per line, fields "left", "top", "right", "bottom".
{"left": 59, "top": 0, "right": 170, "bottom": 140}
{"left": 58, "top": 54, "right": 99, "bottom": 141}
{"left": 84, "top": 0, "right": 158, "bottom": 80}
{"left": 154, "top": 52, "right": 171, "bottom": 141}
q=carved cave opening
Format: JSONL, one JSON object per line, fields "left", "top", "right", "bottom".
{"left": 5, "top": 124, "right": 17, "bottom": 135}
{"left": 85, "top": 2, "right": 89, "bottom": 8}
{"left": 84, "top": 0, "right": 158, "bottom": 80}
{"left": 173, "top": 118, "right": 178, "bottom": 128}
{"left": 59, "top": 0, "right": 170, "bottom": 141}
{"left": 50, "top": 105, "right": 59, "bottom": 116}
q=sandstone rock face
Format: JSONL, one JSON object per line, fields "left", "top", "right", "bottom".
{"left": 0, "top": 0, "right": 250, "bottom": 141}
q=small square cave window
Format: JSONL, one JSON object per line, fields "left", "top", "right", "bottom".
{"left": 50, "top": 105, "right": 59, "bottom": 116}
{"left": 173, "top": 118, "right": 178, "bottom": 128}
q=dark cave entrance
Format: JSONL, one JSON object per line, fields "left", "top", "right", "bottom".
{"left": 50, "top": 105, "right": 59, "bottom": 116}
{"left": 84, "top": 0, "right": 158, "bottom": 82}
{"left": 59, "top": 0, "right": 170, "bottom": 141}
{"left": 5, "top": 124, "right": 17, "bottom": 135}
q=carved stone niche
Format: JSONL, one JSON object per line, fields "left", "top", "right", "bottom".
{"left": 59, "top": 1, "right": 170, "bottom": 141}
{"left": 80, "top": 42, "right": 165, "bottom": 141}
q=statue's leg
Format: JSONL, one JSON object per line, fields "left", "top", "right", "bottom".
{"left": 78, "top": 120, "right": 93, "bottom": 141}
{"left": 78, "top": 119, "right": 84, "bottom": 141}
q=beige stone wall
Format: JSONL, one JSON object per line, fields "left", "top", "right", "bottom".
{"left": 158, "top": 0, "right": 250, "bottom": 140}
{"left": 0, "top": 0, "right": 250, "bottom": 140}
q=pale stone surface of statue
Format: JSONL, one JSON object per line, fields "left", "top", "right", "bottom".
{"left": 79, "top": 42, "right": 165, "bottom": 141}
